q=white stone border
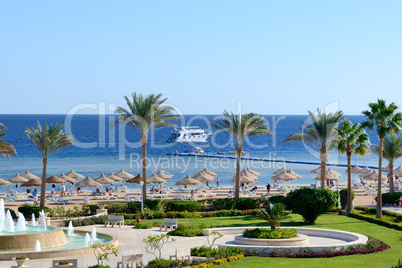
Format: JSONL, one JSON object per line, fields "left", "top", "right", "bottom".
{"left": 203, "top": 227, "right": 368, "bottom": 253}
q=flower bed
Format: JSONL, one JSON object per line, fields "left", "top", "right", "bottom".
{"left": 243, "top": 228, "right": 297, "bottom": 239}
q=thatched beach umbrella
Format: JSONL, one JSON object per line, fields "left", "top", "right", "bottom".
{"left": 75, "top": 176, "right": 102, "bottom": 196}
{"left": 126, "top": 174, "right": 152, "bottom": 184}
{"left": 393, "top": 165, "right": 402, "bottom": 175}
{"left": 230, "top": 173, "right": 255, "bottom": 184}
{"left": 271, "top": 171, "right": 298, "bottom": 193}
{"left": 59, "top": 173, "right": 75, "bottom": 183}
{"left": 44, "top": 176, "right": 65, "bottom": 184}
{"left": 21, "top": 170, "right": 39, "bottom": 180}
{"left": 115, "top": 169, "right": 134, "bottom": 179}
{"left": 94, "top": 173, "right": 115, "bottom": 193}
{"left": 348, "top": 165, "right": 363, "bottom": 174}
{"left": 327, "top": 168, "right": 342, "bottom": 178}
{"left": 193, "top": 172, "right": 214, "bottom": 183}
{"left": 310, "top": 166, "right": 321, "bottom": 174}
{"left": 361, "top": 170, "right": 387, "bottom": 181}
{"left": 273, "top": 166, "right": 287, "bottom": 175}
{"left": 156, "top": 171, "right": 172, "bottom": 180}
{"left": 65, "top": 170, "right": 84, "bottom": 179}
{"left": 194, "top": 168, "right": 217, "bottom": 177}
{"left": 175, "top": 175, "right": 202, "bottom": 186}
{"left": 0, "top": 178, "right": 11, "bottom": 186}
{"left": 286, "top": 169, "right": 302, "bottom": 179}
{"left": 21, "top": 178, "right": 41, "bottom": 187}
{"left": 245, "top": 167, "right": 260, "bottom": 176}
{"left": 359, "top": 169, "right": 374, "bottom": 178}
{"left": 106, "top": 172, "right": 124, "bottom": 182}
{"left": 7, "top": 173, "right": 29, "bottom": 189}
{"left": 359, "top": 166, "right": 372, "bottom": 174}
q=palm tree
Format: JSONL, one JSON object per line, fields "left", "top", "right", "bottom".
{"left": 113, "top": 93, "right": 177, "bottom": 202}
{"left": 335, "top": 120, "right": 370, "bottom": 215}
{"left": 284, "top": 110, "right": 344, "bottom": 188}
{"left": 362, "top": 99, "right": 402, "bottom": 218}
{"left": 26, "top": 122, "right": 73, "bottom": 207}
{"left": 210, "top": 111, "right": 271, "bottom": 201}
{"left": 0, "top": 123, "right": 16, "bottom": 159}
{"left": 258, "top": 203, "right": 290, "bottom": 230}
{"left": 372, "top": 134, "right": 402, "bottom": 194}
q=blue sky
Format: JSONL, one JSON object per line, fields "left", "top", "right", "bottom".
{"left": 1, "top": 1, "right": 401, "bottom": 115}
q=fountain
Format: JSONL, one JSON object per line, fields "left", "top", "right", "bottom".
{"left": 16, "top": 213, "right": 26, "bottom": 231}
{"left": 0, "top": 198, "right": 117, "bottom": 260}
{"left": 85, "top": 233, "right": 91, "bottom": 246}
{"left": 67, "top": 221, "right": 74, "bottom": 236}
{"left": 31, "top": 213, "right": 37, "bottom": 226}
{"left": 34, "top": 240, "right": 41, "bottom": 252}
{"left": 91, "top": 226, "right": 97, "bottom": 241}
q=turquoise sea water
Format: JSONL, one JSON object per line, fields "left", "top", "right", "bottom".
{"left": 0, "top": 114, "right": 396, "bottom": 189}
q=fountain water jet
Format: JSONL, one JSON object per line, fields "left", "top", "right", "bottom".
{"left": 67, "top": 221, "right": 74, "bottom": 236}
{"left": 85, "top": 233, "right": 91, "bottom": 246}
{"left": 34, "top": 240, "right": 41, "bottom": 252}
{"left": 16, "top": 213, "right": 26, "bottom": 231}
{"left": 4, "top": 210, "right": 14, "bottom": 232}
{"left": 0, "top": 199, "right": 5, "bottom": 231}
{"left": 31, "top": 213, "right": 37, "bottom": 226}
{"left": 91, "top": 226, "right": 97, "bottom": 241}
{"left": 39, "top": 210, "right": 46, "bottom": 230}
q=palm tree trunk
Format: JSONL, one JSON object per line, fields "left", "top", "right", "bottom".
{"left": 235, "top": 143, "right": 242, "bottom": 203}
{"left": 389, "top": 162, "right": 394, "bottom": 194}
{"left": 346, "top": 150, "right": 352, "bottom": 215}
{"left": 141, "top": 135, "right": 148, "bottom": 203}
{"left": 40, "top": 157, "right": 47, "bottom": 208}
{"left": 320, "top": 152, "right": 327, "bottom": 189}
{"left": 376, "top": 137, "right": 383, "bottom": 219}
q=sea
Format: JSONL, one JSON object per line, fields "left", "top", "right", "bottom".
{"left": 0, "top": 114, "right": 396, "bottom": 191}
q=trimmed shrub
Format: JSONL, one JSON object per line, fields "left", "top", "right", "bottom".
{"left": 236, "top": 198, "right": 261, "bottom": 210}
{"left": 147, "top": 258, "right": 172, "bottom": 268}
{"left": 382, "top": 192, "right": 402, "bottom": 205}
{"left": 268, "top": 195, "right": 286, "bottom": 204}
{"left": 163, "top": 201, "right": 202, "bottom": 212}
{"left": 63, "top": 215, "right": 107, "bottom": 227}
{"left": 168, "top": 224, "right": 213, "bottom": 237}
{"left": 145, "top": 199, "right": 162, "bottom": 211}
{"left": 340, "top": 188, "right": 355, "bottom": 210}
{"left": 206, "top": 198, "right": 236, "bottom": 211}
{"left": 135, "top": 222, "right": 153, "bottom": 229}
{"left": 243, "top": 228, "right": 297, "bottom": 239}
{"left": 191, "top": 246, "right": 243, "bottom": 258}
{"left": 18, "top": 206, "right": 50, "bottom": 219}
{"left": 283, "top": 187, "right": 339, "bottom": 224}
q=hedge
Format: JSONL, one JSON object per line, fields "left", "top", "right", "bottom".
{"left": 164, "top": 201, "right": 203, "bottom": 212}
{"left": 354, "top": 206, "right": 402, "bottom": 222}
{"left": 382, "top": 192, "right": 402, "bottom": 205}
{"left": 18, "top": 206, "right": 51, "bottom": 219}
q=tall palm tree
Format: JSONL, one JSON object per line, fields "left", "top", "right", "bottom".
{"left": 284, "top": 110, "right": 344, "bottom": 188}
{"left": 372, "top": 134, "right": 402, "bottom": 194}
{"left": 26, "top": 122, "right": 73, "bottom": 207}
{"left": 362, "top": 99, "right": 402, "bottom": 218}
{"left": 0, "top": 123, "right": 16, "bottom": 159}
{"left": 113, "top": 93, "right": 177, "bottom": 202}
{"left": 210, "top": 111, "right": 271, "bottom": 201}
{"left": 335, "top": 120, "right": 370, "bottom": 215}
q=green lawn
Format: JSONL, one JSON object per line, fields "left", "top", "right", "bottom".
{"left": 130, "top": 213, "right": 401, "bottom": 267}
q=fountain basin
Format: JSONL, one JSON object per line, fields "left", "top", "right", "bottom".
{"left": 234, "top": 234, "right": 309, "bottom": 247}
{"left": 0, "top": 226, "right": 67, "bottom": 251}
{"left": 204, "top": 227, "right": 368, "bottom": 253}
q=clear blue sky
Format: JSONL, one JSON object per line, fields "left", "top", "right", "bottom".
{"left": 1, "top": 1, "right": 401, "bottom": 115}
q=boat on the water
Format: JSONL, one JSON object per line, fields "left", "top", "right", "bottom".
{"left": 167, "top": 126, "right": 211, "bottom": 143}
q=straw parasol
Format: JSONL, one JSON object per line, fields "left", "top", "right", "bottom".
{"left": 245, "top": 167, "right": 260, "bottom": 176}
{"left": 271, "top": 171, "right": 298, "bottom": 193}
{"left": 359, "top": 166, "right": 372, "bottom": 174}
{"left": 7, "top": 173, "right": 29, "bottom": 184}
{"left": 286, "top": 169, "right": 302, "bottom": 179}
{"left": 273, "top": 166, "right": 287, "bottom": 175}
{"left": 59, "top": 173, "right": 75, "bottom": 183}
{"left": 106, "top": 172, "right": 124, "bottom": 182}
{"left": 175, "top": 175, "right": 202, "bottom": 186}
{"left": 44, "top": 176, "right": 65, "bottom": 184}
{"left": 75, "top": 176, "right": 102, "bottom": 196}
{"left": 94, "top": 173, "right": 115, "bottom": 192}
{"left": 20, "top": 178, "right": 41, "bottom": 187}
{"left": 21, "top": 170, "right": 39, "bottom": 180}
{"left": 192, "top": 172, "right": 214, "bottom": 183}
{"left": 146, "top": 173, "right": 165, "bottom": 184}
{"left": 393, "top": 165, "right": 402, "bottom": 175}
{"left": 126, "top": 174, "right": 152, "bottom": 184}
{"left": 0, "top": 178, "right": 11, "bottom": 186}
{"left": 327, "top": 168, "right": 342, "bottom": 178}
{"left": 115, "top": 169, "right": 134, "bottom": 179}
{"left": 156, "top": 171, "right": 172, "bottom": 180}
{"left": 359, "top": 169, "right": 374, "bottom": 178}
{"left": 65, "top": 170, "right": 84, "bottom": 179}
{"left": 310, "top": 166, "right": 322, "bottom": 174}
{"left": 348, "top": 165, "right": 363, "bottom": 174}
{"left": 230, "top": 173, "right": 256, "bottom": 184}
{"left": 361, "top": 170, "right": 388, "bottom": 181}
{"left": 194, "top": 168, "right": 217, "bottom": 177}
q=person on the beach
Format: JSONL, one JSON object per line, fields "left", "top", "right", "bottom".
{"left": 33, "top": 188, "right": 38, "bottom": 204}
{"left": 216, "top": 178, "right": 220, "bottom": 187}
{"left": 61, "top": 183, "right": 66, "bottom": 198}
{"left": 206, "top": 181, "right": 209, "bottom": 187}
{"left": 266, "top": 182, "right": 271, "bottom": 194}
{"left": 77, "top": 187, "right": 80, "bottom": 196}
{"left": 96, "top": 187, "right": 100, "bottom": 194}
